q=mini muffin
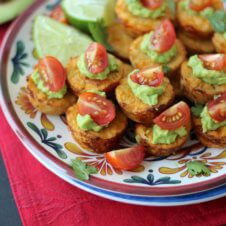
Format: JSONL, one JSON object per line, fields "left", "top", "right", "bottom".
{"left": 27, "top": 56, "right": 76, "bottom": 115}
{"left": 115, "top": 66, "right": 175, "bottom": 124}
{"left": 129, "top": 20, "right": 186, "bottom": 74}
{"left": 192, "top": 93, "right": 226, "bottom": 148}
{"left": 212, "top": 32, "right": 226, "bottom": 54}
{"left": 107, "top": 22, "right": 134, "bottom": 59}
{"left": 176, "top": 0, "right": 223, "bottom": 38}
{"left": 115, "top": 0, "right": 174, "bottom": 38}
{"left": 178, "top": 30, "right": 215, "bottom": 54}
{"left": 67, "top": 42, "right": 125, "bottom": 95}
{"left": 66, "top": 91, "right": 128, "bottom": 153}
{"left": 181, "top": 54, "right": 226, "bottom": 104}
{"left": 136, "top": 101, "right": 191, "bottom": 156}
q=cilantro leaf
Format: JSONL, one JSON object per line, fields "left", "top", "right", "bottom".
{"left": 191, "top": 104, "right": 204, "bottom": 117}
{"left": 163, "top": 65, "right": 171, "bottom": 74}
{"left": 88, "top": 21, "right": 114, "bottom": 52}
{"left": 186, "top": 161, "right": 211, "bottom": 176}
{"left": 71, "top": 158, "right": 98, "bottom": 181}
{"left": 206, "top": 10, "right": 226, "bottom": 33}
{"left": 167, "top": 0, "right": 176, "bottom": 17}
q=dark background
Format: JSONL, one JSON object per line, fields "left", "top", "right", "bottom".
{"left": 0, "top": 152, "right": 22, "bottom": 226}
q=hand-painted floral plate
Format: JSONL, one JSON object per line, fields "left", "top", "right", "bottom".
{"left": 0, "top": 0, "right": 225, "bottom": 206}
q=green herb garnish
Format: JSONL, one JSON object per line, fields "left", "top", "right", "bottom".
{"left": 71, "top": 158, "right": 98, "bottom": 181}
{"left": 167, "top": 0, "right": 176, "bottom": 17}
{"left": 191, "top": 104, "right": 204, "bottom": 117}
{"left": 186, "top": 161, "right": 211, "bottom": 176}
{"left": 207, "top": 10, "right": 226, "bottom": 33}
{"left": 88, "top": 20, "right": 114, "bottom": 52}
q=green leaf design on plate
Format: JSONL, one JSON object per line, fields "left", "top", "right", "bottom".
{"left": 11, "top": 41, "right": 29, "bottom": 84}
{"left": 27, "top": 122, "right": 67, "bottom": 159}
{"left": 123, "top": 169, "right": 181, "bottom": 185}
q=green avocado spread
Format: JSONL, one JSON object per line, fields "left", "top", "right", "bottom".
{"left": 76, "top": 90, "right": 108, "bottom": 132}
{"left": 200, "top": 106, "right": 226, "bottom": 133}
{"left": 126, "top": 0, "right": 167, "bottom": 19}
{"left": 31, "top": 70, "right": 67, "bottom": 99}
{"left": 188, "top": 55, "right": 226, "bottom": 85}
{"left": 77, "top": 53, "right": 119, "bottom": 80}
{"left": 76, "top": 114, "right": 103, "bottom": 132}
{"left": 223, "top": 32, "right": 226, "bottom": 38}
{"left": 180, "top": 0, "right": 214, "bottom": 17}
{"left": 152, "top": 124, "right": 187, "bottom": 144}
{"left": 140, "top": 33, "right": 177, "bottom": 64}
{"left": 128, "top": 70, "right": 165, "bottom": 105}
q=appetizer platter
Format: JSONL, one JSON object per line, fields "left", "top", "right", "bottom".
{"left": 0, "top": 0, "right": 226, "bottom": 206}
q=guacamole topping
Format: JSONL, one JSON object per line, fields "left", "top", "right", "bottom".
{"left": 223, "top": 32, "right": 226, "bottom": 38}
{"left": 188, "top": 55, "right": 226, "bottom": 85}
{"left": 200, "top": 106, "right": 226, "bottom": 133}
{"left": 152, "top": 124, "right": 187, "bottom": 144}
{"left": 87, "top": 90, "right": 106, "bottom": 97}
{"left": 128, "top": 70, "right": 165, "bottom": 105}
{"left": 77, "top": 53, "right": 119, "bottom": 80}
{"left": 140, "top": 33, "right": 177, "bottom": 64}
{"left": 76, "top": 114, "right": 104, "bottom": 132}
{"left": 126, "top": 0, "right": 167, "bottom": 19}
{"left": 31, "top": 70, "right": 67, "bottom": 99}
{"left": 180, "top": 0, "right": 214, "bottom": 17}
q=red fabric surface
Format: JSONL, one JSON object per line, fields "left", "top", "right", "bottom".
{"left": 0, "top": 24, "right": 226, "bottom": 226}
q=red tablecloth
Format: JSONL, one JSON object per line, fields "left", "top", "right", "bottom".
{"left": 0, "top": 23, "right": 226, "bottom": 226}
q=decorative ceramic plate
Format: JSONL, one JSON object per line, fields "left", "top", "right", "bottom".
{"left": 0, "top": 0, "right": 225, "bottom": 206}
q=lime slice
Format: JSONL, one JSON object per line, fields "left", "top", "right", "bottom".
{"left": 33, "top": 15, "right": 92, "bottom": 66}
{"left": 61, "top": 0, "right": 116, "bottom": 32}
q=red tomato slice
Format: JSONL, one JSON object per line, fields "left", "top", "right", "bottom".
{"left": 140, "top": 0, "right": 163, "bottom": 10}
{"left": 198, "top": 54, "right": 226, "bottom": 71}
{"left": 50, "top": 6, "right": 67, "bottom": 24}
{"left": 38, "top": 56, "right": 66, "bottom": 92}
{"left": 77, "top": 92, "right": 116, "bottom": 126}
{"left": 153, "top": 101, "right": 191, "bottom": 130}
{"left": 105, "top": 145, "right": 145, "bottom": 170}
{"left": 130, "top": 66, "right": 164, "bottom": 87}
{"left": 189, "top": 0, "right": 211, "bottom": 11}
{"left": 207, "top": 92, "right": 226, "bottom": 122}
{"left": 150, "top": 19, "right": 176, "bottom": 53}
{"left": 85, "top": 42, "right": 109, "bottom": 74}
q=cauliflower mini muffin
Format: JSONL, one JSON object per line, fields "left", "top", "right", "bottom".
{"left": 136, "top": 101, "right": 191, "bottom": 156}
{"left": 129, "top": 20, "right": 186, "bottom": 74}
{"left": 116, "top": 66, "right": 175, "bottom": 124}
{"left": 212, "top": 32, "right": 226, "bottom": 54}
{"left": 67, "top": 42, "right": 125, "bottom": 96}
{"left": 107, "top": 22, "right": 134, "bottom": 59}
{"left": 181, "top": 54, "right": 226, "bottom": 104}
{"left": 176, "top": 0, "right": 223, "bottom": 37}
{"left": 115, "top": 0, "right": 174, "bottom": 37}
{"left": 66, "top": 91, "right": 128, "bottom": 153}
{"left": 178, "top": 30, "right": 215, "bottom": 54}
{"left": 27, "top": 56, "right": 76, "bottom": 115}
{"left": 192, "top": 93, "right": 226, "bottom": 148}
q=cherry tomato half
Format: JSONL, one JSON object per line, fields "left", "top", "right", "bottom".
{"left": 105, "top": 145, "right": 145, "bottom": 170}
{"left": 85, "top": 42, "right": 109, "bottom": 74}
{"left": 189, "top": 0, "right": 211, "bottom": 11}
{"left": 38, "top": 56, "right": 66, "bottom": 92}
{"left": 50, "top": 6, "right": 67, "bottom": 24}
{"left": 153, "top": 101, "right": 191, "bottom": 130}
{"left": 198, "top": 54, "right": 226, "bottom": 71}
{"left": 150, "top": 19, "right": 176, "bottom": 53}
{"left": 141, "top": 0, "right": 164, "bottom": 10}
{"left": 207, "top": 92, "right": 226, "bottom": 122}
{"left": 77, "top": 92, "right": 116, "bottom": 126}
{"left": 130, "top": 66, "right": 164, "bottom": 87}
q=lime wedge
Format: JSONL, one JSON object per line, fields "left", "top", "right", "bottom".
{"left": 33, "top": 15, "right": 92, "bottom": 66}
{"left": 61, "top": 0, "right": 116, "bottom": 32}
